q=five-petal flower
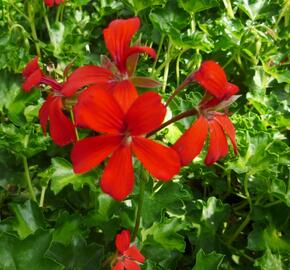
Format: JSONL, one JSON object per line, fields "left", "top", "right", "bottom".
{"left": 71, "top": 87, "right": 180, "bottom": 200}
{"left": 61, "top": 17, "right": 157, "bottom": 113}
{"left": 112, "top": 230, "right": 145, "bottom": 270}
{"left": 173, "top": 61, "right": 239, "bottom": 166}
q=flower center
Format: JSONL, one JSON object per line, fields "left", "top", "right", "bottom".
{"left": 122, "top": 131, "right": 132, "bottom": 146}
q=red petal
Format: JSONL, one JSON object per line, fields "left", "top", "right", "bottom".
{"left": 125, "top": 92, "right": 166, "bottom": 136}
{"left": 112, "top": 260, "right": 125, "bottom": 270}
{"left": 193, "top": 61, "right": 227, "bottom": 99}
{"left": 124, "top": 246, "right": 145, "bottom": 263}
{"left": 214, "top": 113, "right": 238, "bottom": 155}
{"left": 22, "top": 57, "right": 39, "bottom": 78}
{"left": 100, "top": 145, "right": 134, "bottom": 201}
{"left": 132, "top": 137, "right": 180, "bottom": 181}
{"left": 115, "top": 230, "right": 131, "bottom": 253}
{"left": 127, "top": 46, "right": 156, "bottom": 60}
{"left": 103, "top": 17, "right": 140, "bottom": 72}
{"left": 22, "top": 69, "right": 42, "bottom": 92}
{"left": 172, "top": 115, "right": 208, "bottom": 166}
{"left": 48, "top": 97, "right": 76, "bottom": 146}
{"left": 44, "top": 0, "right": 54, "bottom": 7}
{"left": 205, "top": 119, "right": 229, "bottom": 166}
{"left": 39, "top": 95, "right": 54, "bottom": 135}
{"left": 74, "top": 86, "right": 125, "bottom": 134}
{"left": 123, "top": 259, "right": 142, "bottom": 270}
{"left": 112, "top": 80, "right": 138, "bottom": 113}
{"left": 71, "top": 135, "right": 122, "bottom": 174}
{"left": 61, "top": 65, "right": 113, "bottom": 96}
{"left": 225, "top": 82, "right": 239, "bottom": 96}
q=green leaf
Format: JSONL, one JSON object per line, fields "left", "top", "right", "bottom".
{"left": 46, "top": 235, "right": 103, "bottom": 270}
{"left": 50, "top": 157, "right": 96, "bottom": 194}
{"left": 11, "top": 200, "right": 46, "bottom": 239}
{"left": 53, "top": 213, "right": 82, "bottom": 245}
{"left": 49, "top": 22, "right": 65, "bottom": 57}
{"left": 0, "top": 230, "right": 63, "bottom": 270}
{"left": 178, "top": 0, "right": 219, "bottom": 14}
{"left": 187, "top": 197, "right": 230, "bottom": 252}
{"left": 237, "top": 0, "right": 270, "bottom": 20}
{"left": 0, "top": 71, "right": 20, "bottom": 113}
{"left": 192, "top": 249, "right": 224, "bottom": 270}
{"left": 149, "top": 3, "right": 189, "bottom": 34}
{"left": 7, "top": 90, "right": 40, "bottom": 126}
{"left": 254, "top": 249, "right": 284, "bottom": 270}
{"left": 201, "top": 197, "right": 230, "bottom": 232}
{"left": 142, "top": 181, "right": 191, "bottom": 228}
{"left": 248, "top": 224, "right": 290, "bottom": 252}
{"left": 142, "top": 218, "right": 187, "bottom": 252}
{"left": 124, "top": 0, "right": 166, "bottom": 13}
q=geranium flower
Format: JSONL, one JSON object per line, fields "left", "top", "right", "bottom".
{"left": 44, "top": 0, "right": 64, "bottom": 7}
{"left": 173, "top": 61, "right": 239, "bottom": 166}
{"left": 193, "top": 60, "right": 239, "bottom": 109}
{"left": 61, "top": 17, "right": 157, "bottom": 113}
{"left": 112, "top": 230, "right": 145, "bottom": 270}
{"left": 22, "top": 57, "right": 76, "bottom": 146}
{"left": 71, "top": 87, "right": 180, "bottom": 200}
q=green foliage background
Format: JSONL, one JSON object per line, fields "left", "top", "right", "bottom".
{"left": 0, "top": 0, "right": 289, "bottom": 269}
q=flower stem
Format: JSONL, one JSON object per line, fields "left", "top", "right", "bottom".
{"left": 39, "top": 186, "right": 46, "bottom": 207}
{"left": 162, "top": 41, "right": 172, "bottom": 92}
{"left": 132, "top": 168, "right": 147, "bottom": 240}
{"left": 222, "top": 0, "right": 235, "bottom": 19}
{"left": 146, "top": 107, "right": 198, "bottom": 137}
{"left": 70, "top": 109, "right": 79, "bottom": 141}
{"left": 151, "top": 33, "right": 164, "bottom": 74}
{"left": 22, "top": 155, "right": 36, "bottom": 202}
{"left": 227, "top": 173, "right": 252, "bottom": 245}
{"left": 165, "top": 75, "right": 191, "bottom": 107}
{"left": 27, "top": 2, "right": 41, "bottom": 56}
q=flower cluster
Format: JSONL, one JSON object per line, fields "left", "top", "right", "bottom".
{"left": 22, "top": 16, "right": 239, "bottom": 200}
{"left": 22, "top": 17, "right": 240, "bottom": 268}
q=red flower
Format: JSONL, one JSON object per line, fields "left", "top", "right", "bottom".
{"left": 61, "top": 17, "right": 157, "bottom": 113}
{"left": 173, "top": 61, "right": 239, "bottom": 166}
{"left": 22, "top": 57, "right": 76, "bottom": 146}
{"left": 112, "top": 230, "right": 145, "bottom": 270}
{"left": 44, "top": 0, "right": 64, "bottom": 7}
{"left": 193, "top": 61, "right": 239, "bottom": 109}
{"left": 71, "top": 87, "right": 180, "bottom": 200}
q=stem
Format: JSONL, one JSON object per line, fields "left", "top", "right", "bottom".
{"left": 39, "top": 186, "right": 46, "bottom": 207}
{"left": 27, "top": 2, "right": 41, "bottom": 56}
{"left": 165, "top": 75, "right": 192, "bottom": 107}
{"left": 176, "top": 49, "right": 187, "bottom": 86}
{"left": 227, "top": 173, "right": 252, "bottom": 245}
{"left": 162, "top": 41, "right": 172, "bottom": 92}
{"left": 244, "top": 173, "right": 252, "bottom": 209}
{"left": 151, "top": 34, "right": 164, "bottom": 74}
{"left": 55, "top": 4, "right": 63, "bottom": 23}
{"left": 222, "top": 0, "right": 235, "bottom": 19}
{"left": 190, "top": 13, "right": 196, "bottom": 33}
{"left": 70, "top": 109, "right": 79, "bottom": 141}
{"left": 227, "top": 214, "right": 251, "bottom": 245}
{"left": 11, "top": 2, "right": 30, "bottom": 21}
{"left": 146, "top": 107, "right": 198, "bottom": 137}
{"left": 22, "top": 155, "right": 36, "bottom": 202}
{"left": 132, "top": 168, "right": 147, "bottom": 240}
{"left": 220, "top": 236, "right": 254, "bottom": 262}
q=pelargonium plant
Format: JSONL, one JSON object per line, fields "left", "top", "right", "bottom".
{"left": 22, "top": 17, "right": 239, "bottom": 269}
